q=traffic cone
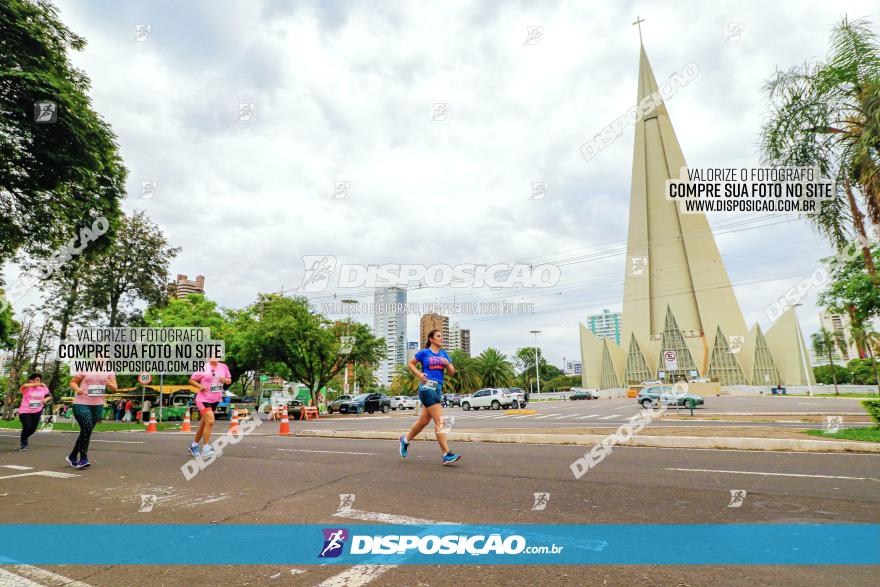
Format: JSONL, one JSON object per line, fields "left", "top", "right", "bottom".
{"left": 181, "top": 409, "right": 192, "bottom": 433}
{"left": 146, "top": 413, "right": 157, "bottom": 433}
{"left": 278, "top": 409, "right": 290, "bottom": 436}
{"left": 229, "top": 409, "right": 240, "bottom": 433}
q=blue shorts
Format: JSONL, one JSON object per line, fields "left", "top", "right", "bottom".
{"left": 418, "top": 383, "right": 443, "bottom": 408}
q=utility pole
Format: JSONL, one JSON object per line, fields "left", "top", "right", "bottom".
{"left": 530, "top": 330, "right": 542, "bottom": 395}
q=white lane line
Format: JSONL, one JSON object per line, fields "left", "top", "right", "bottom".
{"left": 334, "top": 509, "right": 453, "bottom": 525}
{"left": 576, "top": 415, "right": 600, "bottom": 420}
{"left": 316, "top": 565, "right": 391, "bottom": 587}
{"left": 0, "top": 471, "right": 80, "bottom": 481}
{"left": 552, "top": 415, "right": 572, "bottom": 420}
{"left": 666, "top": 467, "right": 869, "bottom": 480}
{"left": 0, "top": 568, "right": 43, "bottom": 587}
{"left": 598, "top": 414, "right": 623, "bottom": 420}
{"left": 533, "top": 414, "right": 561, "bottom": 419}
{"left": 278, "top": 449, "right": 376, "bottom": 456}
{"left": 6, "top": 565, "right": 92, "bottom": 587}
{"left": 2, "top": 465, "right": 33, "bottom": 470}
{"left": 512, "top": 415, "right": 533, "bottom": 419}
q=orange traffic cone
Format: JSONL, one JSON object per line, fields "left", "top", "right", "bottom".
{"left": 229, "top": 409, "right": 240, "bottom": 433}
{"left": 146, "top": 413, "right": 157, "bottom": 433}
{"left": 181, "top": 409, "right": 192, "bottom": 433}
{"left": 278, "top": 408, "right": 290, "bottom": 436}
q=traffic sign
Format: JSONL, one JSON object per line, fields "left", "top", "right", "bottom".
{"left": 138, "top": 372, "right": 152, "bottom": 385}
{"left": 260, "top": 375, "right": 268, "bottom": 382}
{"left": 663, "top": 350, "right": 678, "bottom": 371}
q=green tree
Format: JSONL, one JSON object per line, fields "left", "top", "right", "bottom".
{"left": 818, "top": 244, "right": 880, "bottom": 329}
{"left": 474, "top": 348, "right": 515, "bottom": 388}
{"left": 760, "top": 17, "right": 880, "bottom": 279}
{"left": 813, "top": 364, "right": 852, "bottom": 386}
{"left": 443, "top": 349, "right": 482, "bottom": 394}
{"left": 812, "top": 327, "right": 848, "bottom": 394}
{"left": 84, "top": 211, "right": 179, "bottom": 326}
{"left": 0, "top": 0, "right": 125, "bottom": 265}
{"left": 389, "top": 364, "right": 420, "bottom": 395}
{"left": 848, "top": 323, "right": 880, "bottom": 394}
{"left": 240, "top": 295, "right": 385, "bottom": 405}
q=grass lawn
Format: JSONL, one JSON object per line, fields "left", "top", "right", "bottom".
{"left": 0, "top": 420, "right": 180, "bottom": 432}
{"left": 805, "top": 427, "right": 880, "bottom": 442}
{"left": 813, "top": 393, "right": 880, "bottom": 398}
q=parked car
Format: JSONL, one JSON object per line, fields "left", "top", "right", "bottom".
{"left": 460, "top": 388, "right": 518, "bottom": 411}
{"left": 508, "top": 387, "right": 529, "bottom": 403}
{"left": 505, "top": 388, "right": 527, "bottom": 408}
{"left": 399, "top": 396, "right": 420, "bottom": 410}
{"left": 327, "top": 394, "right": 353, "bottom": 414}
{"left": 569, "top": 388, "right": 600, "bottom": 400}
{"left": 636, "top": 386, "right": 704, "bottom": 409}
{"left": 390, "top": 396, "right": 418, "bottom": 410}
{"left": 339, "top": 393, "right": 391, "bottom": 414}
{"left": 441, "top": 393, "right": 462, "bottom": 407}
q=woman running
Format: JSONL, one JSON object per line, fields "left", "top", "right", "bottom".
{"left": 68, "top": 366, "right": 117, "bottom": 468}
{"left": 399, "top": 329, "right": 461, "bottom": 465}
{"left": 188, "top": 356, "right": 231, "bottom": 457}
{"left": 17, "top": 372, "right": 51, "bottom": 451}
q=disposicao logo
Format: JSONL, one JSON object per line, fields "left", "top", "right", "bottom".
{"left": 318, "top": 528, "right": 349, "bottom": 558}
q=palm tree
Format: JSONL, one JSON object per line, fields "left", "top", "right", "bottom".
{"left": 389, "top": 364, "right": 419, "bottom": 395}
{"left": 812, "top": 327, "right": 847, "bottom": 394}
{"left": 474, "top": 348, "right": 516, "bottom": 388}
{"left": 444, "top": 349, "right": 482, "bottom": 395}
{"left": 760, "top": 17, "right": 880, "bottom": 281}
{"left": 849, "top": 323, "right": 880, "bottom": 395}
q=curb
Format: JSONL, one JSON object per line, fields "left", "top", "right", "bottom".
{"left": 292, "top": 429, "right": 880, "bottom": 453}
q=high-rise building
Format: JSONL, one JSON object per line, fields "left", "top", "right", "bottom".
{"left": 172, "top": 274, "right": 205, "bottom": 299}
{"left": 460, "top": 328, "right": 471, "bottom": 357}
{"left": 406, "top": 341, "right": 420, "bottom": 363}
{"left": 419, "top": 313, "right": 449, "bottom": 348}
{"left": 818, "top": 312, "right": 861, "bottom": 361}
{"left": 564, "top": 360, "right": 583, "bottom": 375}
{"left": 373, "top": 287, "right": 407, "bottom": 387}
{"left": 587, "top": 309, "right": 622, "bottom": 345}
{"left": 579, "top": 41, "right": 812, "bottom": 389}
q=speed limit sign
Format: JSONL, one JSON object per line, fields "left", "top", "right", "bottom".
{"left": 138, "top": 372, "right": 152, "bottom": 385}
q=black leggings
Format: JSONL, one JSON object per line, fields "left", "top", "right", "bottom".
{"left": 19, "top": 412, "right": 42, "bottom": 445}
{"left": 70, "top": 404, "right": 102, "bottom": 460}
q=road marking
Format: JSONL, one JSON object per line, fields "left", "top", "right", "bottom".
{"left": 798, "top": 402, "right": 821, "bottom": 406}
{"left": 552, "top": 415, "right": 572, "bottom": 419}
{"left": 91, "top": 439, "right": 145, "bottom": 444}
{"left": 278, "top": 449, "right": 376, "bottom": 456}
{"left": 316, "top": 565, "right": 391, "bottom": 587}
{"left": 0, "top": 568, "right": 42, "bottom": 587}
{"left": 5, "top": 564, "right": 92, "bottom": 586}
{"left": 512, "top": 415, "right": 533, "bottom": 419}
{"left": 576, "top": 415, "right": 601, "bottom": 420}
{"left": 533, "top": 414, "right": 561, "bottom": 419}
{"left": 666, "top": 467, "right": 869, "bottom": 480}
{"left": 0, "top": 471, "right": 80, "bottom": 481}
{"left": 2, "top": 465, "right": 33, "bottom": 470}
{"left": 598, "top": 414, "right": 622, "bottom": 420}
{"left": 334, "top": 509, "right": 452, "bottom": 525}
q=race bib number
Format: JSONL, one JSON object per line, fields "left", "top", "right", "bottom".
{"left": 210, "top": 383, "right": 223, "bottom": 393}
{"left": 29, "top": 400, "right": 43, "bottom": 409}
{"left": 87, "top": 385, "right": 106, "bottom": 396}
{"left": 422, "top": 380, "right": 437, "bottom": 391}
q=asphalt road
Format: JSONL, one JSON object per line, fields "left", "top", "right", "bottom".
{"left": 307, "top": 396, "right": 873, "bottom": 432}
{"left": 1, "top": 427, "right": 878, "bottom": 586}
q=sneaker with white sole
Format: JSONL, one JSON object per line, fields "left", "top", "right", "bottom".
{"left": 442, "top": 452, "right": 461, "bottom": 465}
{"left": 188, "top": 442, "right": 201, "bottom": 457}
{"left": 399, "top": 435, "right": 409, "bottom": 458}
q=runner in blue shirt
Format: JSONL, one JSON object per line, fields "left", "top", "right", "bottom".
{"left": 399, "top": 329, "right": 461, "bottom": 464}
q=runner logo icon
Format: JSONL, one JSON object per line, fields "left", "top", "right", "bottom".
{"left": 319, "top": 528, "right": 349, "bottom": 558}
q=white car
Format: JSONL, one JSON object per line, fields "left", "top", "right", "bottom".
{"left": 505, "top": 388, "right": 527, "bottom": 408}
{"left": 460, "top": 388, "right": 518, "bottom": 411}
{"left": 390, "top": 396, "right": 419, "bottom": 410}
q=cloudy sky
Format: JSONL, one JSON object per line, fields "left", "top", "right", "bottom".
{"left": 6, "top": 0, "right": 877, "bottom": 365}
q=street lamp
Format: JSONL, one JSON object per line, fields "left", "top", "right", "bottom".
{"left": 792, "top": 304, "right": 814, "bottom": 397}
{"left": 530, "top": 330, "right": 542, "bottom": 395}
{"left": 341, "top": 299, "right": 358, "bottom": 395}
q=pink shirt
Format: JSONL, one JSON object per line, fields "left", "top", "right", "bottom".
{"left": 74, "top": 372, "right": 115, "bottom": 406}
{"left": 191, "top": 362, "right": 230, "bottom": 404}
{"left": 19, "top": 385, "right": 50, "bottom": 414}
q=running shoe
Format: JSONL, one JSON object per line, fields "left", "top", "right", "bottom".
{"left": 201, "top": 445, "right": 216, "bottom": 458}
{"left": 188, "top": 442, "right": 201, "bottom": 457}
{"left": 75, "top": 459, "right": 91, "bottom": 469}
{"left": 399, "top": 435, "right": 409, "bottom": 458}
{"left": 442, "top": 452, "right": 461, "bottom": 465}
{"left": 17, "top": 443, "right": 28, "bottom": 451}
{"left": 65, "top": 455, "right": 77, "bottom": 467}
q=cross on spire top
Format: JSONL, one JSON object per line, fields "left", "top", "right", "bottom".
{"left": 632, "top": 15, "right": 645, "bottom": 44}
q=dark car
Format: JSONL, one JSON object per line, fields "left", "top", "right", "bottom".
{"left": 442, "top": 393, "right": 462, "bottom": 407}
{"left": 327, "top": 394, "right": 353, "bottom": 414}
{"left": 340, "top": 393, "right": 391, "bottom": 414}
{"left": 569, "top": 388, "right": 599, "bottom": 400}
{"left": 636, "top": 386, "right": 704, "bottom": 409}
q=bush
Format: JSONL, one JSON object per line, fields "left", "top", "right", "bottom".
{"left": 862, "top": 400, "right": 880, "bottom": 426}
{"left": 847, "top": 358, "right": 880, "bottom": 385}
{"left": 812, "top": 364, "right": 852, "bottom": 385}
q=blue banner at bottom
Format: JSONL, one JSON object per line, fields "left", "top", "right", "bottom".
{"left": 0, "top": 524, "right": 877, "bottom": 565}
